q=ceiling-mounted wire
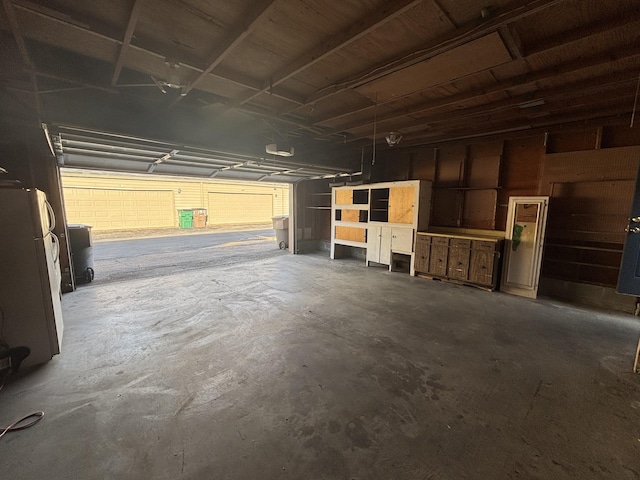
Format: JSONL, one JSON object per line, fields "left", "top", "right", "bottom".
{"left": 631, "top": 72, "right": 640, "bottom": 128}
{"left": 372, "top": 93, "right": 378, "bottom": 166}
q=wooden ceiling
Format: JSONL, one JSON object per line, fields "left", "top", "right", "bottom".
{"left": 1, "top": 0, "right": 640, "bottom": 165}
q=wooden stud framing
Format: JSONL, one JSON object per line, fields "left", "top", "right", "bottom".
{"left": 111, "top": 0, "right": 145, "bottom": 86}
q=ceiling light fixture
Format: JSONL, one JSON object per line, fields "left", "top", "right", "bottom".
{"left": 385, "top": 131, "right": 403, "bottom": 147}
{"left": 266, "top": 143, "right": 294, "bottom": 157}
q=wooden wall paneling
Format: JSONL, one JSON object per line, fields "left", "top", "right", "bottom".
{"left": 432, "top": 188, "right": 462, "bottom": 226}
{"left": 538, "top": 146, "right": 640, "bottom": 195}
{"left": 546, "top": 128, "right": 601, "bottom": 153}
{"left": 384, "top": 149, "right": 411, "bottom": 181}
{"left": 601, "top": 124, "right": 640, "bottom": 148}
{"left": 463, "top": 189, "right": 497, "bottom": 229}
{"left": 434, "top": 145, "right": 466, "bottom": 187}
{"left": 497, "top": 135, "right": 545, "bottom": 230}
{"left": 409, "top": 147, "right": 437, "bottom": 180}
{"left": 467, "top": 156, "right": 501, "bottom": 188}
{"left": 546, "top": 180, "right": 633, "bottom": 244}
{"left": 468, "top": 141, "right": 504, "bottom": 159}
{"left": 543, "top": 178, "right": 635, "bottom": 287}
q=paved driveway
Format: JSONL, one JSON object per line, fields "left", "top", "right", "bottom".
{"left": 88, "top": 228, "right": 284, "bottom": 284}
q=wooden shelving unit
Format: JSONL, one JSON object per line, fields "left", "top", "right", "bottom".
{"left": 331, "top": 180, "right": 432, "bottom": 275}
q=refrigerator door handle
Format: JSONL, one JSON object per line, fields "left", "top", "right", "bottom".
{"left": 51, "top": 232, "right": 60, "bottom": 262}
{"left": 45, "top": 200, "right": 56, "bottom": 232}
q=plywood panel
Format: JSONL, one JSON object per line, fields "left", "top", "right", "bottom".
{"left": 335, "top": 189, "right": 353, "bottom": 205}
{"left": 389, "top": 186, "right": 415, "bottom": 224}
{"left": 409, "top": 148, "right": 437, "bottom": 180}
{"left": 467, "top": 156, "right": 501, "bottom": 188}
{"left": 463, "top": 189, "right": 497, "bottom": 229}
{"left": 546, "top": 129, "right": 600, "bottom": 153}
{"left": 497, "top": 136, "right": 545, "bottom": 230}
{"left": 335, "top": 226, "right": 366, "bottom": 243}
{"left": 432, "top": 189, "right": 462, "bottom": 227}
{"left": 341, "top": 209, "right": 361, "bottom": 222}
{"left": 539, "top": 146, "right": 640, "bottom": 195}
{"left": 435, "top": 145, "right": 466, "bottom": 187}
{"left": 357, "top": 32, "right": 512, "bottom": 102}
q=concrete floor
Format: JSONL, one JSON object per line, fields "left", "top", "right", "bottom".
{"left": 2, "top": 233, "right": 640, "bottom": 479}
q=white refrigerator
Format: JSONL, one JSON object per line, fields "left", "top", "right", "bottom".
{"left": 0, "top": 188, "right": 64, "bottom": 367}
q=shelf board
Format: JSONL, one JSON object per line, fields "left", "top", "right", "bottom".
{"left": 306, "top": 206, "right": 331, "bottom": 210}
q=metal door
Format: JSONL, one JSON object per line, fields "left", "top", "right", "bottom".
{"left": 617, "top": 170, "right": 640, "bottom": 295}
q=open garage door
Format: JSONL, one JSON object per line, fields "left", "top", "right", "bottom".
{"left": 64, "top": 188, "right": 175, "bottom": 230}
{"left": 208, "top": 192, "right": 273, "bottom": 225}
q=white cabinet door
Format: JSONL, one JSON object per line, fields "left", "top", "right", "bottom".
{"left": 379, "top": 226, "right": 392, "bottom": 265}
{"left": 391, "top": 227, "right": 414, "bottom": 254}
{"left": 366, "top": 225, "right": 381, "bottom": 263}
{"left": 367, "top": 225, "right": 392, "bottom": 265}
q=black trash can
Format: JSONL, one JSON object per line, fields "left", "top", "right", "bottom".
{"left": 67, "top": 224, "right": 95, "bottom": 284}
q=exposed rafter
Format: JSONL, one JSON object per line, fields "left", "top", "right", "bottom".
{"left": 290, "top": 0, "right": 566, "bottom": 114}
{"left": 2, "top": 0, "right": 31, "bottom": 67}
{"left": 346, "top": 73, "right": 640, "bottom": 143}
{"left": 111, "top": 0, "right": 145, "bottom": 86}
{"left": 181, "top": 0, "right": 277, "bottom": 97}
{"left": 228, "top": 0, "right": 425, "bottom": 109}
{"left": 330, "top": 43, "right": 640, "bottom": 136}
{"left": 9, "top": 1, "right": 306, "bottom": 106}
{"left": 307, "top": 7, "right": 640, "bottom": 130}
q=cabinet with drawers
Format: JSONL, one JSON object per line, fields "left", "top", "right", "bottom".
{"left": 414, "top": 232, "right": 503, "bottom": 290}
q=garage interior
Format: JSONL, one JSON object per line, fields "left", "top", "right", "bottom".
{"left": 2, "top": 0, "right": 640, "bottom": 477}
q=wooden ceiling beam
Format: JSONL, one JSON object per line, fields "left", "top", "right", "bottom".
{"left": 309, "top": 5, "right": 640, "bottom": 129}
{"left": 111, "top": 0, "right": 145, "bottom": 86}
{"left": 393, "top": 110, "right": 634, "bottom": 148}
{"left": 525, "top": 6, "right": 640, "bottom": 57}
{"left": 292, "top": 0, "right": 565, "bottom": 113}
{"left": 431, "top": 0, "right": 457, "bottom": 28}
{"left": 181, "top": 0, "right": 277, "bottom": 97}
{"left": 3, "top": 0, "right": 41, "bottom": 116}
{"left": 498, "top": 25, "right": 523, "bottom": 59}
{"left": 344, "top": 71, "right": 640, "bottom": 141}
{"left": 10, "top": 1, "right": 306, "bottom": 107}
{"left": 229, "top": 0, "right": 425, "bottom": 108}
{"left": 330, "top": 43, "right": 640, "bottom": 135}
{"left": 389, "top": 98, "right": 636, "bottom": 147}
{"left": 2, "top": 0, "right": 32, "bottom": 67}
{"left": 31, "top": 69, "right": 120, "bottom": 94}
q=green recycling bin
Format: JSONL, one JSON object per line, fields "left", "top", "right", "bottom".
{"left": 178, "top": 209, "right": 194, "bottom": 229}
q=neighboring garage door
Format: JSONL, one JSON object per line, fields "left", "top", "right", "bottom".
{"left": 208, "top": 192, "right": 273, "bottom": 225}
{"left": 64, "top": 188, "right": 175, "bottom": 230}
